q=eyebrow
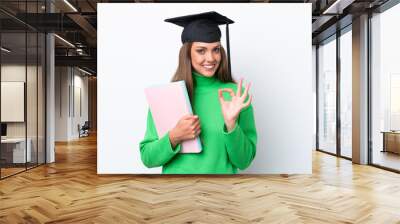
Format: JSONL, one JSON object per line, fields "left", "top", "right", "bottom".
{"left": 194, "top": 46, "right": 221, "bottom": 49}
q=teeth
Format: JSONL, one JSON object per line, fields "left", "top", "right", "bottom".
{"left": 203, "top": 65, "right": 214, "bottom": 69}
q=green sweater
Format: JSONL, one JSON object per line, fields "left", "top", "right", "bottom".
{"left": 139, "top": 72, "right": 257, "bottom": 174}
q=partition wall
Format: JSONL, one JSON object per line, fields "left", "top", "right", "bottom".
{"left": 0, "top": 1, "right": 46, "bottom": 179}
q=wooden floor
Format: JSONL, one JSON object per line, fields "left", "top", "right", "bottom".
{"left": 373, "top": 150, "right": 400, "bottom": 171}
{"left": 1, "top": 163, "right": 45, "bottom": 178}
{"left": 0, "top": 167, "right": 26, "bottom": 178}
{"left": 1, "top": 134, "right": 400, "bottom": 223}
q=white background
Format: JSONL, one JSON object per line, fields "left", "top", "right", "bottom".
{"left": 98, "top": 3, "right": 313, "bottom": 174}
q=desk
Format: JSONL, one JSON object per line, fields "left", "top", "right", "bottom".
{"left": 381, "top": 131, "right": 400, "bottom": 154}
{"left": 1, "top": 138, "right": 32, "bottom": 163}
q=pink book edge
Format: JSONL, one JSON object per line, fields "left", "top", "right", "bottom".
{"left": 145, "top": 81, "right": 202, "bottom": 153}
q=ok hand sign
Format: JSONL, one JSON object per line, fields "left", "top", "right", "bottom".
{"left": 218, "top": 79, "right": 252, "bottom": 132}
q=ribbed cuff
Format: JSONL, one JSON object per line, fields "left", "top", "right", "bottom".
{"left": 164, "top": 131, "right": 182, "bottom": 154}
{"left": 223, "top": 122, "right": 238, "bottom": 134}
{"left": 223, "top": 122, "right": 240, "bottom": 148}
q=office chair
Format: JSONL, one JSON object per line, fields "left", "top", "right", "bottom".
{"left": 79, "top": 121, "right": 90, "bottom": 138}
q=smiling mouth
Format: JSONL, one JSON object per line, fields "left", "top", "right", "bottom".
{"left": 202, "top": 64, "right": 216, "bottom": 70}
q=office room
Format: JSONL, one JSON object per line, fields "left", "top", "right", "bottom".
{"left": 1, "top": 0, "right": 400, "bottom": 223}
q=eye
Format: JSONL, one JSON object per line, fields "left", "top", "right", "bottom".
{"left": 213, "top": 47, "right": 221, "bottom": 53}
{"left": 196, "top": 49, "right": 205, "bottom": 54}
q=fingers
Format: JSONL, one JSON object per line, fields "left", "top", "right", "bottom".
{"left": 190, "top": 116, "right": 201, "bottom": 132}
{"left": 177, "top": 114, "right": 202, "bottom": 140}
{"left": 241, "top": 82, "right": 251, "bottom": 101}
{"left": 189, "top": 130, "right": 201, "bottom": 139}
{"left": 191, "top": 115, "right": 198, "bottom": 121}
{"left": 182, "top": 114, "right": 198, "bottom": 121}
{"left": 218, "top": 89, "right": 224, "bottom": 103}
{"left": 191, "top": 115, "right": 199, "bottom": 124}
{"left": 181, "top": 114, "right": 198, "bottom": 124}
{"left": 190, "top": 121, "right": 201, "bottom": 139}
{"left": 242, "top": 94, "right": 253, "bottom": 109}
{"left": 218, "top": 88, "right": 235, "bottom": 103}
{"left": 193, "top": 119, "right": 201, "bottom": 129}
{"left": 236, "top": 79, "right": 242, "bottom": 96}
{"left": 181, "top": 114, "right": 194, "bottom": 120}
{"left": 193, "top": 126, "right": 201, "bottom": 138}
{"left": 219, "top": 88, "right": 235, "bottom": 96}
{"left": 195, "top": 129, "right": 201, "bottom": 137}
{"left": 193, "top": 119, "right": 201, "bottom": 131}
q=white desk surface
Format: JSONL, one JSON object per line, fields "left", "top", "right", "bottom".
{"left": 1, "top": 138, "right": 28, "bottom": 144}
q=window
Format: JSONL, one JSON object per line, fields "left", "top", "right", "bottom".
{"left": 371, "top": 3, "right": 400, "bottom": 171}
{"left": 340, "top": 29, "right": 352, "bottom": 158}
{"left": 318, "top": 36, "right": 337, "bottom": 154}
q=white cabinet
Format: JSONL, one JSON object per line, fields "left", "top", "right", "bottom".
{"left": 1, "top": 138, "right": 32, "bottom": 163}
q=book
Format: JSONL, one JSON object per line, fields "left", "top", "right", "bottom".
{"left": 144, "top": 81, "right": 202, "bottom": 153}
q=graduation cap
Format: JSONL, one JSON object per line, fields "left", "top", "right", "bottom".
{"left": 165, "top": 11, "right": 235, "bottom": 76}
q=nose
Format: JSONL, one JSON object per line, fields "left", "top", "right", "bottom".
{"left": 205, "top": 51, "right": 215, "bottom": 63}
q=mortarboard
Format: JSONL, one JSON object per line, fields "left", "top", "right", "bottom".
{"left": 165, "top": 11, "right": 235, "bottom": 76}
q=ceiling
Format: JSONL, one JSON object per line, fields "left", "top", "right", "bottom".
{"left": 0, "top": 0, "right": 394, "bottom": 75}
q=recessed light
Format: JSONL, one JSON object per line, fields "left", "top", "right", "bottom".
{"left": 63, "top": 0, "right": 78, "bottom": 12}
{"left": 54, "top": 34, "right": 75, "bottom": 48}
{"left": 1, "top": 47, "right": 11, "bottom": 53}
{"left": 78, "top": 67, "right": 93, "bottom": 76}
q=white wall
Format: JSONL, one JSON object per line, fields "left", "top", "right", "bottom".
{"left": 55, "top": 67, "right": 69, "bottom": 141}
{"left": 98, "top": 3, "right": 313, "bottom": 174}
{"left": 312, "top": 45, "right": 317, "bottom": 150}
{"left": 55, "top": 67, "right": 89, "bottom": 141}
{"left": 72, "top": 72, "right": 89, "bottom": 138}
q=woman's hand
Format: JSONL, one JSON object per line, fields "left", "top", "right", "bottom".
{"left": 169, "top": 115, "right": 201, "bottom": 148}
{"left": 218, "top": 79, "right": 252, "bottom": 132}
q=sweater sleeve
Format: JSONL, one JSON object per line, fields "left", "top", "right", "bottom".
{"left": 222, "top": 104, "right": 257, "bottom": 170}
{"left": 139, "top": 110, "right": 182, "bottom": 168}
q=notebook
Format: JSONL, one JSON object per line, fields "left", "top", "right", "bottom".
{"left": 144, "top": 81, "right": 202, "bottom": 153}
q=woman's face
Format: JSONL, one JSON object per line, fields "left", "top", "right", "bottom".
{"left": 190, "top": 42, "right": 221, "bottom": 77}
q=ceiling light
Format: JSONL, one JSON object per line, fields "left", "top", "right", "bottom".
{"left": 54, "top": 34, "right": 75, "bottom": 48}
{"left": 323, "top": 0, "right": 355, "bottom": 14}
{"left": 78, "top": 67, "right": 93, "bottom": 76}
{"left": 63, "top": 0, "right": 78, "bottom": 12}
{"left": 323, "top": 0, "right": 342, "bottom": 14}
{"left": 1, "top": 47, "right": 11, "bottom": 53}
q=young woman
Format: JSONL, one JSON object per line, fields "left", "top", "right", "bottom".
{"left": 140, "top": 12, "right": 257, "bottom": 174}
